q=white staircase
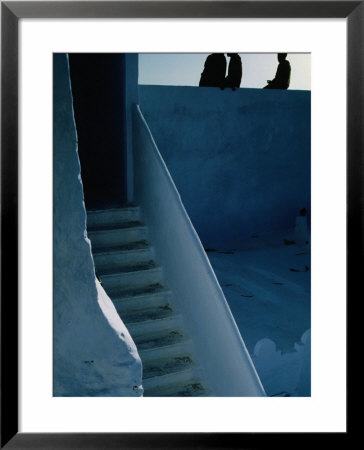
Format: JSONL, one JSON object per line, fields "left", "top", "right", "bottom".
{"left": 87, "top": 206, "right": 209, "bottom": 397}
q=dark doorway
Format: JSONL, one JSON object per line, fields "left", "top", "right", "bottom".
{"left": 68, "top": 53, "right": 127, "bottom": 210}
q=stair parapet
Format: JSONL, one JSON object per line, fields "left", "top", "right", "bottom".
{"left": 133, "top": 105, "right": 266, "bottom": 397}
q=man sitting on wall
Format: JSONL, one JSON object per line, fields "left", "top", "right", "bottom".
{"left": 264, "top": 53, "right": 291, "bottom": 89}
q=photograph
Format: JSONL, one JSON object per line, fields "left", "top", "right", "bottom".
{"left": 53, "top": 52, "right": 311, "bottom": 398}
{"left": 2, "top": 0, "right": 356, "bottom": 444}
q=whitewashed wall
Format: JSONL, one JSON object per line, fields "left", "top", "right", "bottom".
{"left": 53, "top": 54, "right": 142, "bottom": 396}
{"left": 139, "top": 85, "right": 311, "bottom": 248}
{"left": 133, "top": 106, "right": 265, "bottom": 396}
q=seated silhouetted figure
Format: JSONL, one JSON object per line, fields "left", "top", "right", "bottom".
{"left": 225, "top": 53, "right": 242, "bottom": 90}
{"left": 264, "top": 53, "right": 291, "bottom": 89}
{"left": 199, "top": 53, "right": 226, "bottom": 88}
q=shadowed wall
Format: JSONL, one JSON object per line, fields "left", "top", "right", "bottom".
{"left": 139, "top": 85, "right": 310, "bottom": 248}
{"left": 69, "top": 54, "right": 127, "bottom": 210}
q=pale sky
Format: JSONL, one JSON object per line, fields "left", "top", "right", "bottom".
{"left": 139, "top": 53, "right": 311, "bottom": 90}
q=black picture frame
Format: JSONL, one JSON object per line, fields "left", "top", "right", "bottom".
{"left": 1, "top": 1, "right": 357, "bottom": 448}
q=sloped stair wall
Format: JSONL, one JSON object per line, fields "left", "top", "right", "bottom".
{"left": 133, "top": 105, "right": 265, "bottom": 397}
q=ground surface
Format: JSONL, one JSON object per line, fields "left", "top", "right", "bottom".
{"left": 206, "top": 230, "right": 311, "bottom": 397}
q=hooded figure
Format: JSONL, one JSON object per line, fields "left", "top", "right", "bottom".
{"left": 225, "top": 53, "right": 242, "bottom": 90}
{"left": 199, "top": 53, "right": 227, "bottom": 88}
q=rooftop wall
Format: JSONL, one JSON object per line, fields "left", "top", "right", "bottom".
{"left": 139, "top": 85, "right": 310, "bottom": 248}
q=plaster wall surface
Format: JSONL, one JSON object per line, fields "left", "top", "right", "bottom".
{"left": 133, "top": 106, "right": 265, "bottom": 396}
{"left": 139, "top": 85, "right": 310, "bottom": 248}
{"left": 53, "top": 54, "right": 142, "bottom": 396}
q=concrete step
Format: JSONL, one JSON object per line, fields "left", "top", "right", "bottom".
{"left": 142, "top": 365, "right": 198, "bottom": 391}
{"left": 138, "top": 340, "right": 195, "bottom": 363}
{"left": 125, "top": 313, "right": 183, "bottom": 337}
{"left": 122, "top": 304, "right": 175, "bottom": 325}
{"left": 98, "top": 259, "right": 156, "bottom": 279}
{"left": 144, "top": 379, "right": 209, "bottom": 397}
{"left": 143, "top": 353, "right": 196, "bottom": 380}
{"left": 89, "top": 220, "right": 144, "bottom": 232}
{"left": 112, "top": 285, "right": 172, "bottom": 314}
{"left": 87, "top": 207, "right": 140, "bottom": 229}
{"left": 93, "top": 241, "right": 154, "bottom": 271}
{"left": 133, "top": 329, "right": 187, "bottom": 352}
{"left": 88, "top": 223, "right": 148, "bottom": 249}
{"left": 100, "top": 265, "right": 163, "bottom": 292}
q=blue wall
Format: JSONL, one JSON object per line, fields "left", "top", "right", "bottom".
{"left": 139, "top": 86, "right": 310, "bottom": 248}
{"left": 53, "top": 55, "right": 142, "bottom": 396}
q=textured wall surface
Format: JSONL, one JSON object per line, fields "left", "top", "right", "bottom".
{"left": 133, "top": 106, "right": 265, "bottom": 396}
{"left": 139, "top": 85, "right": 310, "bottom": 248}
{"left": 53, "top": 54, "right": 142, "bottom": 396}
